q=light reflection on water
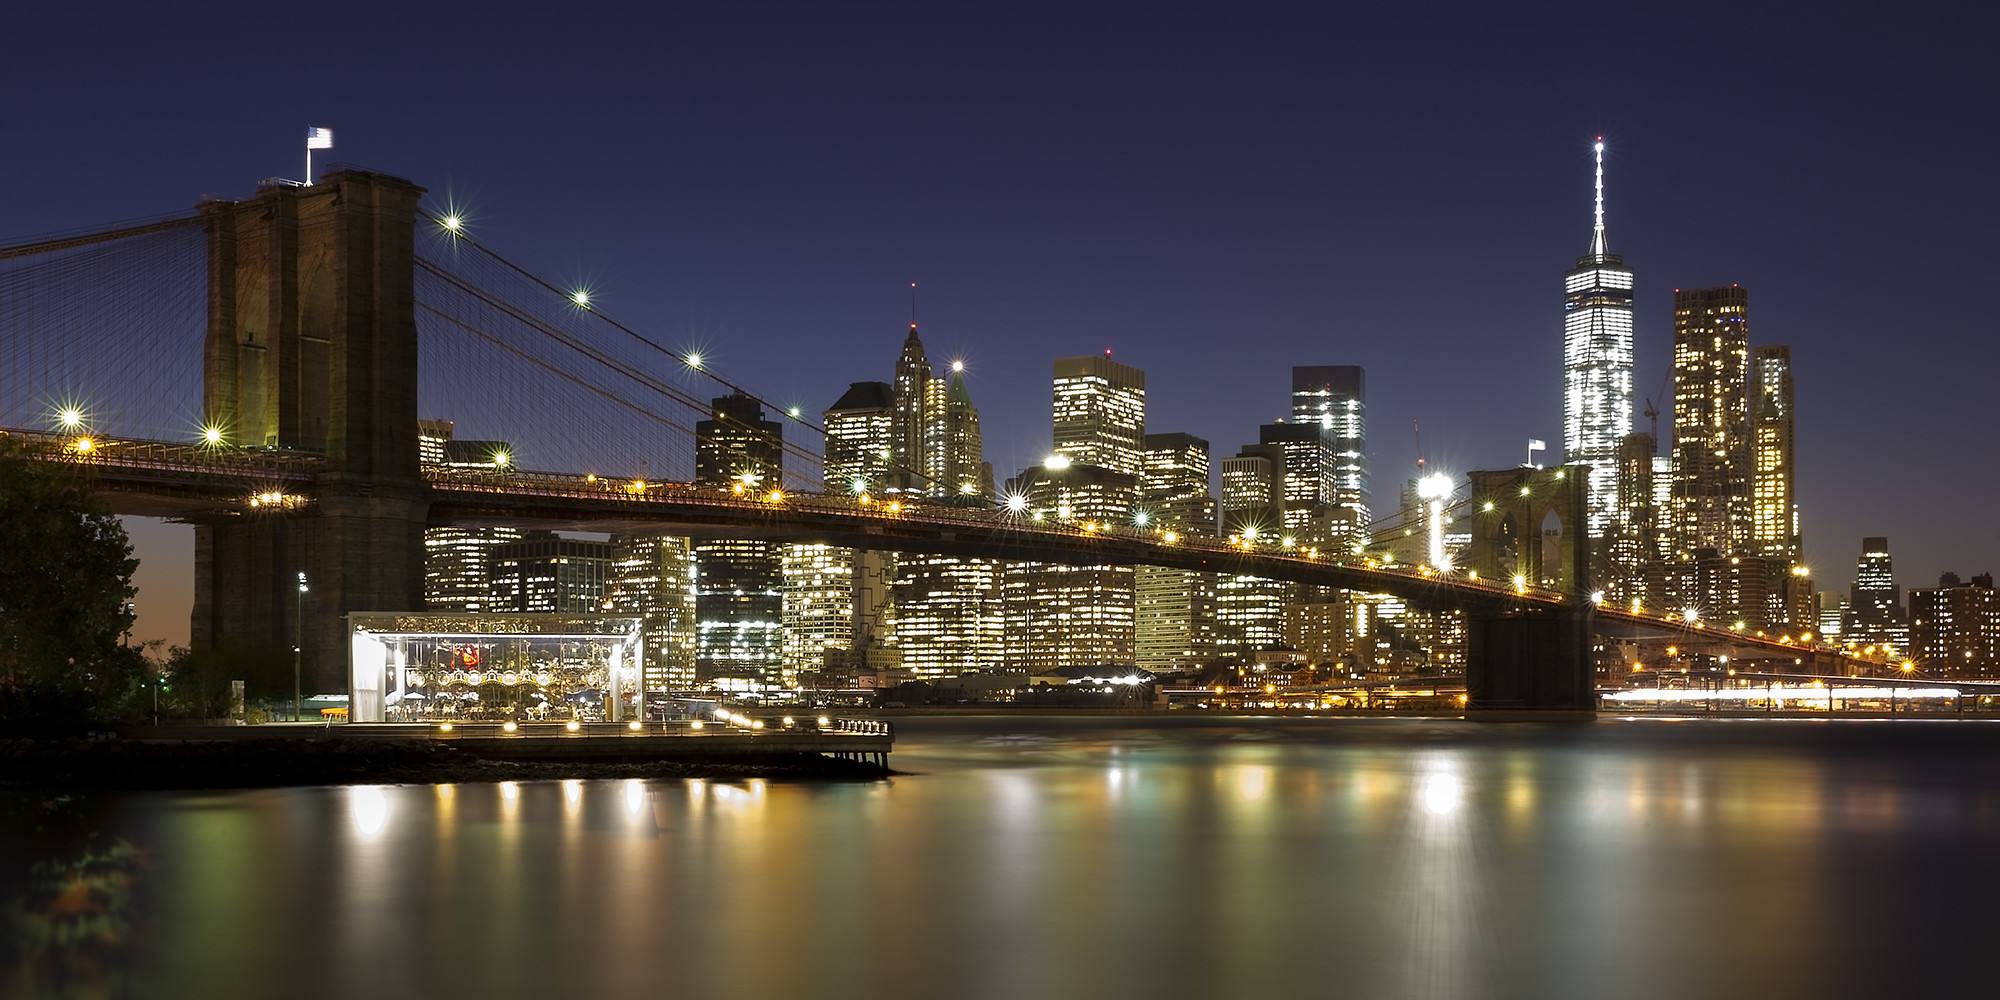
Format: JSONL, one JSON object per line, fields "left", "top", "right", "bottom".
{"left": 6, "top": 717, "right": 2000, "bottom": 999}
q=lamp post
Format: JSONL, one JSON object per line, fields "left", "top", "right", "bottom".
{"left": 294, "top": 572, "right": 308, "bottom": 722}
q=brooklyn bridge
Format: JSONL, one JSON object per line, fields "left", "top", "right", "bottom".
{"left": 1, "top": 170, "right": 1866, "bottom": 710}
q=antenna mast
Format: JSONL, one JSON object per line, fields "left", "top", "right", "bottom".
{"left": 1590, "top": 137, "right": 1607, "bottom": 258}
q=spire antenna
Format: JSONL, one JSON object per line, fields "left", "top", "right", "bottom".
{"left": 910, "top": 282, "right": 917, "bottom": 328}
{"left": 1590, "top": 137, "right": 1607, "bottom": 258}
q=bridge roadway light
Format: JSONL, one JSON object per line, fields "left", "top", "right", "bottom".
{"left": 493, "top": 451, "right": 509, "bottom": 468}
{"left": 58, "top": 408, "right": 84, "bottom": 430}
{"left": 203, "top": 426, "right": 223, "bottom": 445}
{"left": 73, "top": 436, "right": 95, "bottom": 453}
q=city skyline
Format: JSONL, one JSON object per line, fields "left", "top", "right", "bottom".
{"left": 5, "top": 6, "right": 1992, "bottom": 648}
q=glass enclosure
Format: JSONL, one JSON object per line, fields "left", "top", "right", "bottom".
{"left": 347, "top": 614, "right": 644, "bottom": 723}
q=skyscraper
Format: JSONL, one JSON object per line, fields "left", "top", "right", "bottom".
{"left": 892, "top": 324, "right": 937, "bottom": 492}
{"left": 424, "top": 526, "right": 523, "bottom": 612}
{"left": 822, "top": 381, "right": 895, "bottom": 495}
{"left": 1052, "top": 353, "right": 1146, "bottom": 476}
{"left": 937, "top": 368, "right": 993, "bottom": 498}
{"left": 1670, "top": 286, "right": 1752, "bottom": 560}
{"left": 892, "top": 553, "right": 1004, "bottom": 678}
{"left": 488, "top": 531, "right": 611, "bottom": 612}
{"left": 1291, "top": 366, "right": 1369, "bottom": 534}
{"left": 1216, "top": 450, "right": 1287, "bottom": 660}
{"left": 1750, "top": 345, "right": 1798, "bottom": 562}
{"left": 1562, "top": 139, "right": 1636, "bottom": 537}
{"left": 1135, "top": 433, "right": 1217, "bottom": 669}
{"left": 694, "top": 392, "right": 784, "bottom": 686}
{"left": 418, "top": 418, "right": 522, "bottom": 612}
{"left": 781, "top": 544, "right": 856, "bottom": 684}
{"left": 606, "top": 533, "right": 696, "bottom": 690}
{"left": 1846, "top": 537, "right": 1906, "bottom": 654}
{"left": 1002, "top": 459, "right": 1139, "bottom": 671}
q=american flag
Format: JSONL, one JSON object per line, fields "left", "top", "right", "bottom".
{"left": 1528, "top": 439, "right": 1547, "bottom": 451}
{"left": 306, "top": 127, "right": 334, "bottom": 150}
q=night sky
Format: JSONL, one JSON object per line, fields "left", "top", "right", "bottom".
{"left": 7, "top": 3, "right": 1993, "bottom": 649}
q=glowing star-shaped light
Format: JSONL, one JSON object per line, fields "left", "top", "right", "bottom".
{"left": 570, "top": 289, "right": 591, "bottom": 307}
{"left": 58, "top": 408, "right": 83, "bottom": 429}
{"left": 203, "top": 427, "right": 223, "bottom": 445}
{"left": 441, "top": 214, "right": 463, "bottom": 233}
{"left": 685, "top": 352, "right": 703, "bottom": 370}
{"left": 787, "top": 406, "right": 802, "bottom": 419}
{"left": 951, "top": 360, "right": 965, "bottom": 373}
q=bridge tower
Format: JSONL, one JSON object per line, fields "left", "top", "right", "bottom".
{"left": 1462, "top": 464, "right": 1596, "bottom": 713}
{"left": 191, "top": 171, "right": 430, "bottom": 696}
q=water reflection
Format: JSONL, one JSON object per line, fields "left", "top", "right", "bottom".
{"left": 348, "top": 786, "right": 389, "bottom": 838}
{"left": 10, "top": 719, "right": 2000, "bottom": 999}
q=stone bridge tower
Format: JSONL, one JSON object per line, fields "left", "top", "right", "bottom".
{"left": 191, "top": 171, "right": 430, "bottom": 696}
{"left": 1462, "top": 464, "right": 1596, "bottom": 713}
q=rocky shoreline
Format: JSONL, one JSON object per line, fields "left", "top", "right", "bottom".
{"left": 0, "top": 737, "right": 893, "bottom": 791}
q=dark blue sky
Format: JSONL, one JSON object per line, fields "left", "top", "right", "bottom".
{"left": 6, "top": 2, "right": 1994, "bottom": 647}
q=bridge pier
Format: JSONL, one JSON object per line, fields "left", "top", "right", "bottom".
{"left": 190, "top": 172, "right": 430, "bottom": 695}
{"left": 1465, "top": 604, "right": 1597, "bottom": 715}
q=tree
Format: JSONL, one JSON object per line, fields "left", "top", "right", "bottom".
{"left": 0, "top": 434, "right": 144, "bottom": 732}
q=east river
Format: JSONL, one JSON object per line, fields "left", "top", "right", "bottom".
{"left": 7, "top": 715, "right": 2000, "bottom": 999}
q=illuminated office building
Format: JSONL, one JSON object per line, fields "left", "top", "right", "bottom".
{"left": 1135, "top": 433, "right": 1217, "bottom": 668}
{"left": 823, "top": 381, "right": 896, "bottom": 495}
{"left": 782, "top": 544, "right": 856, "bottom": 685}
{"left": 1052, "top": 353, "right": 1146, "bottom": 477}
{"left": 693, "top": 392, "right": 784, "bottom": 685}
{"left": 886, "top": 321, "right": 988, "bottom": 498}
{"left": 1817, "top": 591, "right": 1846, "bottom": 638}
{"left": 1003, "top": 459, "right": 1138, "bottom": 671}
{"left": 424, "top": 526, "right": 524, "bottom": 612}
{"left": 1670, "top": 286, "right": 1752, "bottom": 559}
{"left": 1750, "top": 345, "right": 1799, "bottom": 562}
{"left": 1290, "top": 366, "right": 1369, "bottom": 532}
{"left": 1908, "top": 574, "right": 1998, "bottom": 677}
{"left": 893, "top": 554, "right": 1004, "bottom": 678}
{"left": 418, "top": 419, "right": 522, "bottom": 612}
{"left": 606, "top": 533, "right": 696, "bottom": 689}
{"left": 1562, "top": 139, "right": 1635, "bottom": 537}
{"left": 892, "top": 324, "right": 940, "bottom": 492}
{"left": 1845, "top": 537, "right": 1906, "bottom": 654}
{"left": 1215, "top": 451, "right": 1287, "bottom": 661}
{"left": 489, "top": 531, "right": 611, "bottom": 613}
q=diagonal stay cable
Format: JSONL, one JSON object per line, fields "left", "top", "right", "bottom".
{"left": 415, "top": 298, "right": 709, "bottom": 458}
{"left": 415, "top": 256, "right": 829, "bottom": 486}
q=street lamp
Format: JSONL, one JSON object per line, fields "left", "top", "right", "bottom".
{"left": 295, "top": 572, "right": 308, "bottom": 722}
